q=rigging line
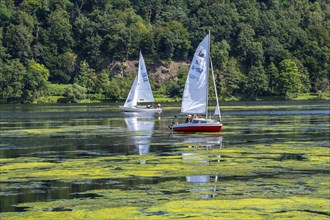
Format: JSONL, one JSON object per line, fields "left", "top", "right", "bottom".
{"left": 210, "top": 57, "right": 222, "bottom": 122}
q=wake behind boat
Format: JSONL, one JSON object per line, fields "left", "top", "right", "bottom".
{"left": 172, "top": 32, "right": 222, "bottom": 132}
{"left": 120, "top": 52, "right": 162, "bottom": 113}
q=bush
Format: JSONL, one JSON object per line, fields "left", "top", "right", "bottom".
{"left": 62, "top": 84, "right": 87, "bottom": 103}
{"left": 46, "top": 84, "right": 69, "bottom": 96}
{"left": 34, "top": 96, "right": 63, "bottom": 103}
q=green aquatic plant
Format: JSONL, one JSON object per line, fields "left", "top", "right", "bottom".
{"left": 1, "top": 113, "right": 329, "bottom": 220}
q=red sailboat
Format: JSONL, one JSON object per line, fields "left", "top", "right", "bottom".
{"left": 172, "top": 32, "right": 222, "bottom": 132}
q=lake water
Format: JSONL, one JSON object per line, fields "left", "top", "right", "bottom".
{"left": 0, "top": 101, "right": 329, "bottom": 219}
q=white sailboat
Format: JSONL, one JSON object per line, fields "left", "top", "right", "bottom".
{"left": 172, "top": 33, "right": 222, "bottom": 132}
{"left": 120, "top": 52, "right": 162, "bottom": 113}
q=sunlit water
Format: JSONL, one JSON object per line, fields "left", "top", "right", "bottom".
{"left": 0, "top": 101, "right": 329, "bottom": 217}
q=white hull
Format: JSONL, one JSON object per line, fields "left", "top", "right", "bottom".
{"left": 120, "top": 106, "right": 162, "bottom": 113}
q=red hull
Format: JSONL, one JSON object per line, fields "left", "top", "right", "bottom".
{"left": 173, "top": 125, "right": 222, "bottom": 132}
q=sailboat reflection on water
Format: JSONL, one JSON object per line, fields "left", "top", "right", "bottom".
{"left": 181, "top": 135, "right": 223, "bottom": 198}
{"left": 124, "top": 114, "right": 155, "bottom": 164}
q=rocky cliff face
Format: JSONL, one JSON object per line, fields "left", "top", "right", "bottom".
{"left": 108, "top": 60, "right": 190, "bottom": 83}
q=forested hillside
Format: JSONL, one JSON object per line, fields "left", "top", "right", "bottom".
{"left": 0, "top": 0, "right": 329, "bottom": 103}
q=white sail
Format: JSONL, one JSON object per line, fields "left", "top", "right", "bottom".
{"left": 124, "top": 76, "right": 138, "bottom": 107}
{"left": 181, "top": 34, "right": 210, "bottom": 114}
{"left": 136, "top": 52, "right": 154, "bottom": 103}
{"left": 123, "top": 52, "right": 154, "bottom": 107}
{"left": 214, "top": 105, "right": 221, "bottom": 116}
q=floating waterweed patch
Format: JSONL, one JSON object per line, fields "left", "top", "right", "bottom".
{"left": 1, "top": 123, "right": 329, "bottom": 218}
{"left": 146, "top": 197, "right": 329, "bottom": 219}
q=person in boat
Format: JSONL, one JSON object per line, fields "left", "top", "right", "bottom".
{"left": 157, "top": 103, "right": 161, "bottom": 108}
{"left": 185, "top": 114, "right": 192, "bottom": 123}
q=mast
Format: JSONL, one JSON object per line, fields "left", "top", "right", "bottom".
{"left": 205, "top": 31, "right": 210, "bottom": 118}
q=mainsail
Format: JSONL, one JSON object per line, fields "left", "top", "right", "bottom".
{"left": 124, "top": 52, "right": 154, "bottom": 107}
{"left": 181, "top": 35, "right": 210, "bottom": 114}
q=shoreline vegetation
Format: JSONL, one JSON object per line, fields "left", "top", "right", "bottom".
{"left": 31, "top": 92, "right": 329, "bottom": 105}
{"left": 1, "top": 1, "right": 329, "bottom": 105}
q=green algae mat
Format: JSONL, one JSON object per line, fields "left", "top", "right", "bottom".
{"left": 0, "top": 102, "right": 329, "bottom": 219}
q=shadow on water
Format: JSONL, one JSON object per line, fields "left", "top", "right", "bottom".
{"left": 0, "top": 177, "right": 184, "bottom": 212}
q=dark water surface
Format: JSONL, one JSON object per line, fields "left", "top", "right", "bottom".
{"left": 0, "top": 101, "right": 329, "bottom": 217}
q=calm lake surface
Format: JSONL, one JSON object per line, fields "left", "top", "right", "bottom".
{"left": 0, "top": 101, "right": 329, "bottom": 219}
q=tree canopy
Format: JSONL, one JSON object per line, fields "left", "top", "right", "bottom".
{"left": 0, "top": 0, "right": 329, "bottom": 103}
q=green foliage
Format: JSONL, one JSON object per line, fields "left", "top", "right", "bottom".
{"left": 274, "top": 59, "right": 303, "bottom": 97}
{"left": 0, "top": 59, "right": 26, "bottom": 103}
{"left": 47, "top": 6, "right": 74, "bottom": 53}
{"left": 95, "top": 69, "right": 110, "bottom": 95}
{"left": 220, "top": 57, "right": 245, "bottom": 100}
{"left": 3, "top": 22, "right": 33, "bottom": 63}
{"left": 46, "top": 50, "right": 76, "bottom": 84}
{"left": 0, "top": 28, "right": 10, "bottom": 61}
{"left": 63, "top": 83, "right": 87, "bottom": 103}
{"left": 154, "top": 21, "right": 191, "bottom": 60}
{"left": 105, "top": 76, "right": 131, "bottom": 100}
{"left": 75, "top": 60, "right": 96, "bottom": 93}
{"left": 244, "top": 64, "right": 269, "bottom": 99}
{"left": 0, "top": 1, "right": 14, "bottom": 26}
{"left": 22, "top": 60, "right": 50, "bottom": 102}
{"left": 34, "top": 95, "right": 62, "bottom": 104}
{"left": 45, "top": 83, "right": 68, "bottom": 96}
{"left": 166, "top": 69, "right": 188, "bottom": 98}
{"left": 0, "top": 0, "right": 329, "bottom": 102}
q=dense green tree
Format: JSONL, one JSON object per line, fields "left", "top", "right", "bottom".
{"left": 267, "top": 62, "right": 279, "bottom": 94}
{"left": 0, "top": 28, "right": 10, "bottom": 61}
{"left": 0, "top": 0, "right": 328, "bottom": 102}
{"left": 211, "top": 40, "right": 230, "bottom": 98}
{"left": 220, "top": 57, "right": 245, "bottom": 99}
{"left": 46, "top": 50, "right": 77, "bottom": 83}
{"left": 0, "top": 0, "right": 14, "bottom": 26}
{"left": 22, "top": 60, "right": 50, "bottom": 102}
{"left": 75, "top": 60, "right": 96, "bottom": 93}
{"left": 154, "top": 21, "right": 191, "bottom": 60}
{"left": 130, "top": 0, "right": 163, "bottom": 22}
{"left": 47, "top": 6, "right": 74, "bottom": 53}
{"left": 3, "top": 10, "right": 35, "bottom": 63}
{"left": 95, "top": 69, "right": 110, "bottom": 95}
{"left": 212, "top": 40, "right": 230, "bottom": 69}
{"left": 105, "top": 77, "right": 130, "bottom": 100}
{"left": 73, "top": 14, "right": 103, "bottom": 68}
{"left": 236, "top": 23, "right": 264, "bottom": 66}
{"left": 158, "top": 1, "right": 188, "bottom": 23}
{"left": 244, "top": 64, "right": 269, "bottom": 99}
{"left": 274, "top": 59, "right": 303, "bottom": 97}
{"left": 167, "top": 69, "right": 187, "bottom": 98}
{"left": 0, "top": 59, "right": 26, "bottom": 103}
